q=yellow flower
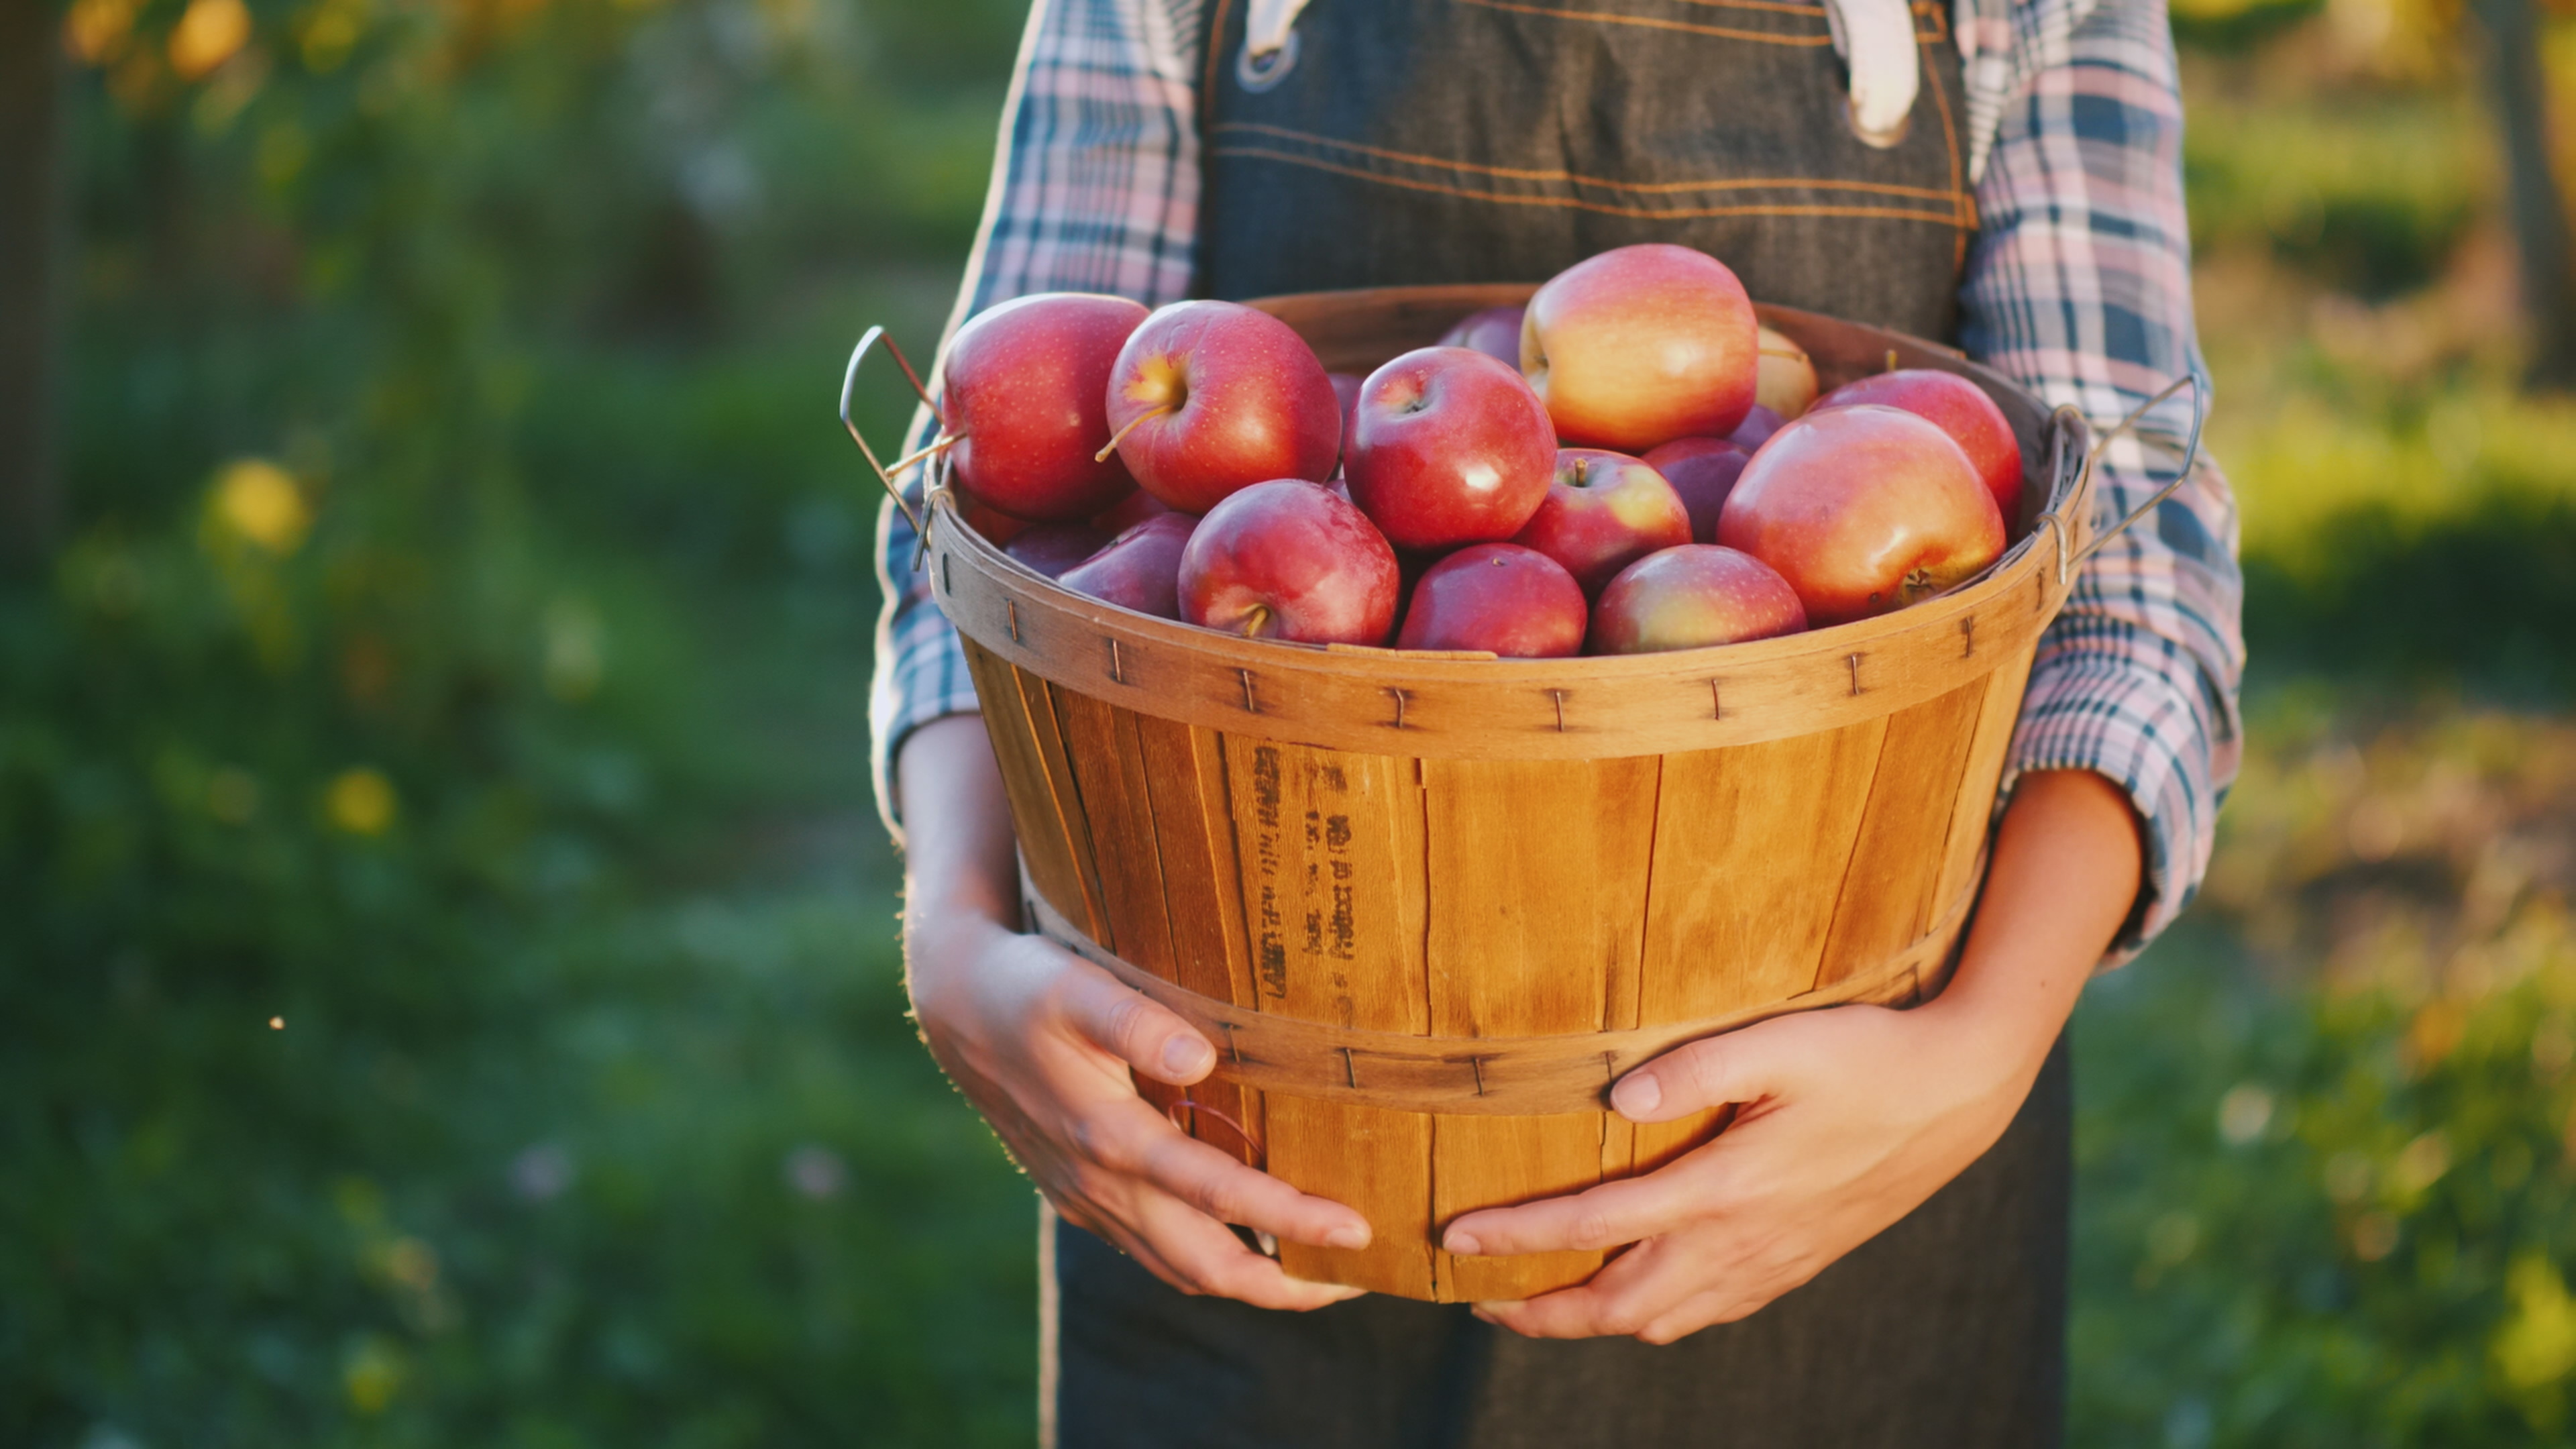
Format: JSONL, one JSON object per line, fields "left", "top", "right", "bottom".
{"left": 210, "top": 459, "right": 311, "bottom": 555}
{"left": 325, "top": 768, "right": 397, "bottom": 836}
{"left": 168, "top": 0, "right": 252, "bottom": 78}
{"left": 2497, "top": 1256, "right": 2576, "bottom": 1389}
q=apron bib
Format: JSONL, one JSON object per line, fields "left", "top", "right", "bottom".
{"left": 1195, "top": 0, "right": 1975, "bottom": 342}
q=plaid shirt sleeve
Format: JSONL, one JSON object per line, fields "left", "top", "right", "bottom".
{"left": 869, "top": 0, "right": 1207, "bottom": 837}
{"left": 1958, "top": 0, "right": 2247, "bottom": 962}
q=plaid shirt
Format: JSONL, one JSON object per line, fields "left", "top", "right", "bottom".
{"left": 871, "top": 0, "right": 2243, "bottom": 962}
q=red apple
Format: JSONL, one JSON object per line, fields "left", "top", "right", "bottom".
{"left": 1522, "top": 244, "right": 1758, "bottom": 451}
{"left": 957, "top": 491, "right": 1032, "bottom": 546}
{"left": 1059, "top": 513, "right": 1197, "bottom": 619}
{"left": 1178, "top": 480, "right": 1399, "bottom": 644}
{"left": 1103, "top": 301, "right": 1341, "bottom": 513}
{"left": 1004, "top": 521, "right": 1110, "bottom": 578}
{"left": 1755, "top": 325, "right": 1818, "bottom": 420}
{"left": 1395, "top": 543, "right": 1587, "bottom": 657}
{"left": 1590, "top": 545, "right": 1808, "bottom": 655}
{"left": 1731, "top": 404, "right": 1786, "bottom": 451}
{"left": 1328, "top": 372, "right": 1365, "bottom": 478}
{"left": 1091, "top": 488, "right": 1173, "bottom": 536}
{"left": 940, "top": 292, "right": 1147, "bottom": 522}
{"left": 1715, "top": 405, "right": 2006, "bottom": 627}
{"left": 1345, "top": 346, "right": 1556, "bottom": 551}
{"left": 1438, "top": 305, "right": 1525, "bottom": 366}
{"left": 1640, "top": 436, "right": 1751, "bottom": 543}
{"left": 1509, "top": 449, "right": 1695, "bottom": 596}
{"left": 1811, "top": 368, "right": 2024, "bottom": 521}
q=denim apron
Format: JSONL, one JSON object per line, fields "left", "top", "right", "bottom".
{"left": 1051, "top": 3, "right": 2069, "bottom": 1444}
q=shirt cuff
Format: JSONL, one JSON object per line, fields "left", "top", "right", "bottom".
{"left": 1999, "top": 613, "right": 2239, "bottom": 969}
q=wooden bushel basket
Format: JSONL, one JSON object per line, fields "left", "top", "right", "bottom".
{"left": 899, "top": 284, "right": 2101, "bottom": 1303}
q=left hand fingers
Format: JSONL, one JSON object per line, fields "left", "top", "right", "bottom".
{"left": 1442, "top": 1156, "right": 1733, "bottom": 1259}
{"left": 1607, "top": 1007, "right": 1858, "bottom": 1123}
{"left": 1476, "top": 1228, "right": 1821, "bottom": 1343}
{"left": 1471, "top": 1234, "right": 1712, "bottom": 1341}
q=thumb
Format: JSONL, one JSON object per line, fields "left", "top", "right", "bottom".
{"left": 1057, "top": 963, "right": 1219, "bottom": 1086}
{"left": 1611, "top": 1018, "right": 1805, "bottom": 1123}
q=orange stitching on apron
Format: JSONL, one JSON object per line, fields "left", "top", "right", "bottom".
{"left": 1666, "top": 0, "right": 1833, "bottom": 16}
{"left": 1454, "top": 0, "right": 1836, "bottom": 44}
{"left": 1211, "top": 122, "right": 1971, "bottom": 203}
{"left": 1208, "top": 146, "right": 1973, "bottom": 224}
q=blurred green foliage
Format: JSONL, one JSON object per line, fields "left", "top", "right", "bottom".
{"left": 6, "top": 0, "right": 1036, "bottom": 1442}
{"left": 5, "top": 0, "right": 2576, "bottom": 1444}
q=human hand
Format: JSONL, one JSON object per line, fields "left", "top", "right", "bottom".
{"left": 1440, "top": 996, "right": 2047, "bottom": 1340}
{"left": 898, "top": 716, "right": 1371, "bottom": 1311}
{"left": 1441, "top": 767, "right": 2142, "bottom": 1342}
{"left": 907, "top": 914, "right": 1373, "bottom": 1308}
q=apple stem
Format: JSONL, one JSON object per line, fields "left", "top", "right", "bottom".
{"left": 1241, "top": 604, "right": 1271, "bottom": 638}
{"left": 885, "top": 433, "right": 961, "bottom": 478}
{"left": 1095, "top": 405, "right": 1176, "bottom": 464}
{"left": 1884, "top": 348, "right": 1899, "bottom": 374}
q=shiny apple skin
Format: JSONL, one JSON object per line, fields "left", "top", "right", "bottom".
{"left": 942, "top": 292, "right": 1148, "bottom": 522}
{"left": 1105, "top": 301, "right": 1342, "bottom": 514}
{"left": 1178, "top": 480, "right": 1400, "bottom": 645}
{"left": 1640, "top": 436, "right": 1751, "bottom": 543}
{"left": 1059, "top": 513, "right": 1197, "bottom": 619}
{"left": 1522, "top": 244, "right": 1758, "bottom": 451}
{"left": 1715, "top": 405, "right": 2006, "bottom": 627}
{"left": 957, "top": 490, "right": 1032, "bottom": 547}
{"left": 1755, "top": 325, "right": 1818, "bottom": 420}
{"left": 1438, "top": 305, "right": 1525, "bottom": 366}
{"left": 1346, "top": 346, "right": 1558, "bottom": 551}
{"left": 1004, "top": 521, "right": 1110, "bottom": 578}
{"left": 1590, "top": 545, "right": 1808, "bottom": 654}
{"left": 1811, "top": 368, "right": 2024, "bottom": 521}
{"left": 1509, "top": 448, "right": 1695, "bottom": 597}
{"left": 1395, "top": 543, "right": 1587, "bottom": 657}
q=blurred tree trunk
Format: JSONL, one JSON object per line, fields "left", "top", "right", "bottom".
{"left": 2471, "top": 0, "right": 2576, "bottom": 390}
{"left": 1, "top": 0, "right": 66, "bottom": 566}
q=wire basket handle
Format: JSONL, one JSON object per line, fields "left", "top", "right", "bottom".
{"left": 838, "top": 325, "right": 945, "bottom": 538}
{"left": 2066, "top": 370, "right": 2207, "bottom": 572}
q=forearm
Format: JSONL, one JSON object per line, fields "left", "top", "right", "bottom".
{"left": 1919, "top": 767, "right": 2144, "bottom": 1079}
{"left": 895, "top": 715, "right": 1022, "bottom": 953}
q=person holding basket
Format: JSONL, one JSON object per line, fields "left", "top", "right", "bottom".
{"left": 872, "top": 0, "right": 2243, "bottom": 1442}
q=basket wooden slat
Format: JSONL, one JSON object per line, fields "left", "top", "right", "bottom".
{"left": 929, "top": 286, "right": 2096, "bottom": 1302}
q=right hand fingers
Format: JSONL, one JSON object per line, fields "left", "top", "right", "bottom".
{"left": 1075, "top": 1092, "right": 1372, "bottom": 1252}
{"left": 1051, "top": 961, "right": 1220, "bottom": 1085}
{"left": 1062, "top": 1183, "right": 1368, "bottom": 1313}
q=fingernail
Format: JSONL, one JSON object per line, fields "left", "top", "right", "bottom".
{"left": 1613, "top": 1073, "right": 1661, "bottom": 1118}
{"left": 1326, "top": 1223, "right": 1371, "bottom": 1250}
{"left": 1161, "top": 1034, "right": 1211, "bottom": 1077}
{"left": 1444, "top": 1230, "right": 1482, "bottom": 1256}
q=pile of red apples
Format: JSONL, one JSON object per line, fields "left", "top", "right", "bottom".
{"left": 928, "top": 243, "right": 2020, "bottom": 657}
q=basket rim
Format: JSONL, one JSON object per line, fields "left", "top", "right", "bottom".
{"left": 924, "top": 289, "right": 2096, "bottom": 755}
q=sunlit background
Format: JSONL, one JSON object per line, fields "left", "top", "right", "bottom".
{"left": 2, "top": 0, "right": 2574, "bottom": 1442}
